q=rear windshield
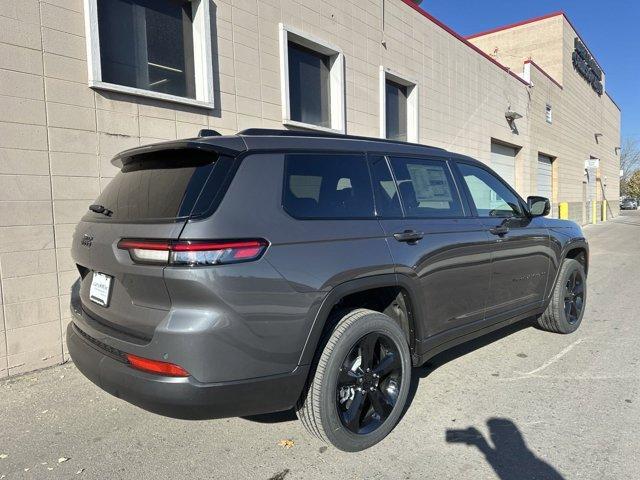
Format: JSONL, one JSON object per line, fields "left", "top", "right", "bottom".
{"left": 90, "top": 149, "right": 217, "bottom": 222}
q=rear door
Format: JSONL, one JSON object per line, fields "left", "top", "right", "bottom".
{"left": 371, "top": 155, "right": 493, "bottom": 340}
{"left": 71, "top": 146, "right": 230, "bottom": 340}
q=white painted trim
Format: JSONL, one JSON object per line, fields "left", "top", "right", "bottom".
{"left": 278, "top": 23, "right": 346, "bottom": 134}
{"left": 278, "top": 24, "right": 291, "bottom": 124}
{"left": 379, "top": 66, "right": 419, "bottom": 143}
{"left": 192, "top": 0, "right": 214, "bottom": 106}
{"left": 522, "top": 62, "right": 532, "bottom": 84}
{"left": 83, "top": 0, "right": 101, "bottom": 84}
{"left": 83, "top": 0, "right": 214, "bottom": 108}
{"left": 89, "top": 81, "right": 214, "bottom": 109}
{"left": 378, "top": 66, "right": 386, "bottom": 139}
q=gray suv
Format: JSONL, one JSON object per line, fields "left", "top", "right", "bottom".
{"left": 68, "top": 129, "right": 588, "bottom": 451}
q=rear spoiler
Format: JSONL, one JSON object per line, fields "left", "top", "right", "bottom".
{"left": 111, "top": 136, "right": 247, "bottom": 168}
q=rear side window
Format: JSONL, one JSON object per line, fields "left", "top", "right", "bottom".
{"left": 388, "top": 157, "right": 464, "bottom": 218}
{"left": 283, "top": 154, "right": 374, "bottom": 219}
{"left": 91, "top": 149, "right": 217, "bottom": 222}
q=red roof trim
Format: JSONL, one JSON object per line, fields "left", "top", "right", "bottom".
{"left": 464, "top": 10, "right": 606, "bottom": 75}
{"left": 524, "top": 60, "right": 563, "bottom": 90}
{"left": 398, "top": 2, "right": 618, "bottom": 110}
{"left": 465, "top": 11, "right": 565, "bottom": 40}
{"left": 606, "top": 91, "right": 621, "bottom": 112}
{"left": 399, "top": 0, "right": 529, "bottom": 87}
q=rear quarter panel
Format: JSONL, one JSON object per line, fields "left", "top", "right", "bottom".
{"left": 176, "top": 152, "right": 395, "bottom": 380}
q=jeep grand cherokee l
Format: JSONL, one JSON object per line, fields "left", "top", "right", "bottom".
{"left": 68, "top": 129, "right": 588, "bottom": 451}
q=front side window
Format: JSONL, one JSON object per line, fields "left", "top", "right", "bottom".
{"left": 388, "top": 157, "right": 464, "bottom": 218}
{"left": 458, "top": 163, "right": 524, "bottom": 218}
{"left": 288, "top": 42, "right": 331, "bottom": 128}
{"left": 283, "top": 154, "right": 374, "bottom": 219}
{"left": 385, "top": 80, "right": 408, "bottom": 141}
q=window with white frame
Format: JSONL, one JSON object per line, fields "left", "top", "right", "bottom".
{"left": 380, "top": 67, "right": 419, "bottom": 142}
{"left": 84, "top": 0, "right": 214, "bottom": 108}
{"left": 279, "top": 24, "right": 345, "bottom": 133}
{"left": 545, "top": 103, "right": 553, "bottom": 124}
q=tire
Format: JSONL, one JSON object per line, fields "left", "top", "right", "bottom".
{"left": 296, "top": 308, "right": 412, "bottom": 452}
{"left": 537, "top": 259, "right": 587, "bottom": 334}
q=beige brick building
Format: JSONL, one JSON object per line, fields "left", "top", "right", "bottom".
{"left": 0, "top": 0, "right": 621, "bottom": 377}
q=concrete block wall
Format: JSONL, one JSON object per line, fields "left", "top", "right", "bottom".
{"left": 0, "top": 0, "right": 621, "bottom": 377}
{"left": 469, "top": 13, "right": 621, "bottom": 216}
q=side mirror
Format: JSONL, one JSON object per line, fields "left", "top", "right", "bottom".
{"left": 527, "top": 196, "right": 550, "bottom": 217}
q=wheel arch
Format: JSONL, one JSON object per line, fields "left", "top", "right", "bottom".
{"left": 564, "top": 245, "right": 588, "bottom": 274}
{"left": 544, "top": 239, "right": 589, "bottom": 304}
{"left": 297, "top": 274, "right": 424, "bottom": 367}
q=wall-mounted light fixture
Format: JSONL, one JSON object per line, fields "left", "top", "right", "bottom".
{"left": 594, "top": 133, "right": 603, "bottom": 143}
{"left": 505, "top": 107, "right": 523, "bottom": 134}
{"left": 505, "top": 109, "right": 523, "bottom": 121}
{"left": 615, "top": 146, "right": 621, "bottom": 155}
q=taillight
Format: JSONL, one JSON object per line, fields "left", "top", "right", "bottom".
{"left": 125, "top": 353, "right": 190, "bottom": 377}
{"left": 117, "top": 239, "right": 268, "bottom": 266}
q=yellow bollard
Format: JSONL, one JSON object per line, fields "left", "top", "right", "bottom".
{"left": 602, "top": 200, "right": 607, "bottom": 222}
{"left": 592, "top": 202, "right": 597, "bottom": 224}
{"left": 558, "top": 202, "right": 569, "bottom": 220}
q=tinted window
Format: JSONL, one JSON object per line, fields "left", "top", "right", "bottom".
{"left": 91, "top": 151, "right": 217, "bottom": 221}
{"left": 389, "top": 157, "right": 464, "bottom": 218}
{"left": 458, "top": 163, "right": 524, "bottom": 218}
{"left": 288, "top": 42, "right": 331, "bottom": 128}
{"left": 98, "top": 0, "right": 195, "bottom": 98}
{"left": 369, "top": 156, "right": 402, "bottom": 217}
{"left": 284, "top": 154, "right": 374, "bottom": 218}
{"left": 386, "top": 80, "right": 407, "bottom": 141}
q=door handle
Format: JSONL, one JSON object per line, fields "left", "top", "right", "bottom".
{"left": 393, "top": 230, "right": 424, "bottom": 243}
{"left": 489, "top": 225, "right": 509, "bottom": 236}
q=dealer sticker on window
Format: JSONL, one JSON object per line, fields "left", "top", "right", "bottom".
{"left": 89, "top": 272, "right": 112, "bottom": 307}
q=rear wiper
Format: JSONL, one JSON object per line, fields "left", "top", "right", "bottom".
{"left": 89, "top": 204, "right": 113, "bottom": 217}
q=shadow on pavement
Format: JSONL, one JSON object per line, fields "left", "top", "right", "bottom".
{"left": 446, "top": 418, "right": 564, "bottom": 480}
{"left": 242, "top": 408, "right": 297, "bottom": 424}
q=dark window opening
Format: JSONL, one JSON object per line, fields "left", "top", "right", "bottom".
{"left": 288, "top": 42, "right": 331, "bottom": 128}
{"left": 98, "top": 0, "right": 196, "bottom": 99}
{"left": 385, "top": 80, "right": 408, "bottom": 141}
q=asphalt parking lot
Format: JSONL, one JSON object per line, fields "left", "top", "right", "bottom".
{"left": 1, "top": 212, "right": 638, "bottom": 480}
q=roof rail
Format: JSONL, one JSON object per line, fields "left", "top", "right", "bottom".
{"left": 237, "top": 128, "right": 445, "bottom": 150}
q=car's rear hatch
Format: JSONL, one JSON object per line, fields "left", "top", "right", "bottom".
{"left": 71, "top": 137, "right": 244, "bottom": 340}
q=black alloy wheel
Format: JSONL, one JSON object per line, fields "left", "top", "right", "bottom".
{"left": 336, "top": 333, "right": 403, "bottom": 435}
{"left": 564, "top": 269, "right": 584, "bottom": 325}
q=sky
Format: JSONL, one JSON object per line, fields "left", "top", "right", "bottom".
{"left": 419, "top": 0, "right": 640, "bottom": 141}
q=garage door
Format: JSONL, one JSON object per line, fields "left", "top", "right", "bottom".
{"left": 537, "top": 154, "right": 553, "bottom": 199}
{"left": 490, "top": 142, "right": 516, "bottom": 188}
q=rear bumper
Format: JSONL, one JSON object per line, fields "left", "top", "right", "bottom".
{"left": 67, "top": 322, "right": 309, "bottom": 420}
